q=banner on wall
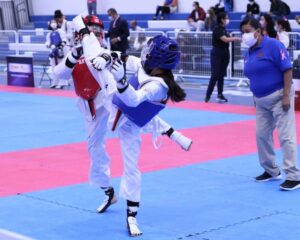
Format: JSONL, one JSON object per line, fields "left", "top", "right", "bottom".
{"left": 6, "top": 56, "right": 34, "bottom": 87}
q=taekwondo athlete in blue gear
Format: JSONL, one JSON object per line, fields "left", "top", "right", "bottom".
{"left": 45, "top": 19, "right": 68, "bottom": 89}
{"left": 109, "top": 35, "right": 191, "bottom": 237}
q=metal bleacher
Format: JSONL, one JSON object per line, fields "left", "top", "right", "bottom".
{"left": 0, "top": 11, "right": 299, "bottom": 82}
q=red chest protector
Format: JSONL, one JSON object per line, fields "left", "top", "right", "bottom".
{"left": 72, "top": 57, "right": 101, "bottom": 119}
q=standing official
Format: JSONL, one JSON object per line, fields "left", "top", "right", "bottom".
{"left": 106, "top": 8, "right": 129, "bottom": 54}
{"left": 240, "top": 18, "right": 300, "bottom": 191}
{"left": 205, "top": 12, "right": 240, "bottom": 103}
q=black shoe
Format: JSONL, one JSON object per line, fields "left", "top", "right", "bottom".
{"left": 280, "top": 180, "right": 300, "bottom": 191}
{"left": 96, "top": 187, "right": 117, "bottom": 213}
{"left": 255, "top": 171, "right": 282, "bottom": 182}
{"left": 204, "top": 96, "right": 210, "bottom": 103}
{"left": 217, "top": 94, "right": 228, "bottom": 102}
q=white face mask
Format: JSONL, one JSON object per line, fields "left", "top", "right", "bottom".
{"left": 108, "top": 16, "right": 113, "bottom": 21}
{"left": 225, "top": 19, "right": 230, "bottom": 25}
{"left": 242, "top": 31, "right": 258, "bottom": 48}
{"left": 50, "top": 22, "right": 57, "bottom": 30}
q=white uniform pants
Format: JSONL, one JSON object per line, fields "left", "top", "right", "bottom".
{"left": 254, "top": 85, "right": 300, "bottom": 181}
{"left": 50, "top": 57, "right": 69, "bottom": 87}
{"left": 118, "top": 121, "right": 142, "bottom": 202}
{"left": 83, "top": 104, "right": 111, "bottom": 188}
{"left": 188, "top": 20, "right": 204, "bottom": 32}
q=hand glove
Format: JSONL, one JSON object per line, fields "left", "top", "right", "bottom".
{"left": 91, "top": 53, "right": 112, "bottom": 71}
{"left": 111, "top": 60, "right": 127, "bottom": 89}
{"left": 91, "top": 57, "right": 106, "bottom": 71}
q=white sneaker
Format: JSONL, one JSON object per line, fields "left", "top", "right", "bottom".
{"left": 127, "top": 216, "right": 142, "bottom": 237}
{"left": 170, "top": 131, "right": 192, "bottom": 151}
{"left": 96, "top": 188, "right": 117, "bottom": 213}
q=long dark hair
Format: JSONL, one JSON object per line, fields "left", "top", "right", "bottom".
{"left": 262, "top": 13, "right": 277, "bottom": 38}
{"left": 277, "top": 18, "right": 291, "bottom": 32}
{"left": 217, "top": 12, "right": 227, "bottom": 25}
{"left": 153, "top": 70, "right": 186, "bottom": 102}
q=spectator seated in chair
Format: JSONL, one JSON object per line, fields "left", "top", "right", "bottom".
{"left": 187, "top": 1, "right": 206, "bottom": 32}
{"left": 242, "top": 0, "right": 260, "bottom": 20}
{"left": 153, "top": 0, "right": 178, "bottom": 20}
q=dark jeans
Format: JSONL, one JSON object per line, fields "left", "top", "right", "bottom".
{"left": 155, "top": 6, "right": 171, "bottom": 17}
{"left": 206, "top": 47, "right": 230, "bottom": 97}
{"left": 87, "top": 2, "right": 97, "bottom": 15}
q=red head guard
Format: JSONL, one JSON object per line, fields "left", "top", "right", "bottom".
{"left": 83, "top": 15, "right": 104, "bottom": 29}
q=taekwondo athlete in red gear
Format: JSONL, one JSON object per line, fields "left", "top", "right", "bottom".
{"left": 54, "top": 14, "right": 118, "bottom": 211}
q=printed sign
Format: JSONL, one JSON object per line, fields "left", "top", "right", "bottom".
{"left": 6, "top": 56, "right": 34, "bottom": 87}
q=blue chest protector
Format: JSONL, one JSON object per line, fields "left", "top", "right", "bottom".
{"left": 112, "top": 74, "right": 166, "bottom": 128}
{"left": 50, "top": 31, "right": 62, "bottom": 47}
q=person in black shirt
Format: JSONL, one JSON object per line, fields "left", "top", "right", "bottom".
{"left": 205, "top": 12, "right": 241, "bottom": 103}
{"left": 269, "top": 0, "right": 290, "bottom": 18}
{"left": 246, "top": 0, "right": 260, "bottom": 19}
{"left": 106, "top": 8, "right": 130, "bottom": 54}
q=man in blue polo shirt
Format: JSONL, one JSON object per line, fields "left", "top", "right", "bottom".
{"left": 241, "top": 18, "right": 300, "bottom": 191}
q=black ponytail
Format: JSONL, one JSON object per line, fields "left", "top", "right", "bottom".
{"left": 153, "top": 70, "right": 186, "bottom": 102}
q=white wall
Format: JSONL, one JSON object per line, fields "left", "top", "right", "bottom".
{"left": 31, "top": 0, "right": 300, "bottom": 15}
{"left": 235, "top": 0, "right": 300, "bottom": 12}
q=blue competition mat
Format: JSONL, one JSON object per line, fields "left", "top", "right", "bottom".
{"left": 0, "top": 92, "right": 254, "bottom": 153}
{"left": 1, "top": 149, "right": 300, "bottom": 240}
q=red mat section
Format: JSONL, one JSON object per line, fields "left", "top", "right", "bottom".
{"left": 0, "top": 85, "right": 76, "bottom": 98}
{"left": 168, "top": 101, "right": 256, "bottom": 115}
{"left": 3, "top": 117, "right": 299, "bottom": 197}
{"left": 0, "top": 86, "right": 255, "bottom": 114}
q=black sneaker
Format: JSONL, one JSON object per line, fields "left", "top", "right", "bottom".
{"left": 280, "top": 180, "right": 300, "bottom": 191}
{"left": 96, "top": 187, "right": 117, "bottom": 213}
{"left": 217, "top": 94, "right": 228, "bottom": 102}
{"left": 204, "top": 96, "right": 210, "bottom": 103}
{"left": 255, "top": 171, "right": 282, "bottom": 182}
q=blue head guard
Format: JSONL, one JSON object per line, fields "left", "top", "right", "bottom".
{"left": 141, "top": 35, "right": 180, "bottom": 71}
